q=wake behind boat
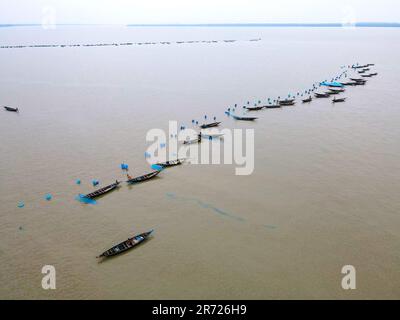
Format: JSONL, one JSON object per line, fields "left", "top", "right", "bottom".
{"left": 126, "top": 171, "right": 160, "bottom": 184}
{"left": 96, "top": 230, "right": 153, "bottom": 259}
{"left": 83, "top": 181, "right": 121, "bottom": 199}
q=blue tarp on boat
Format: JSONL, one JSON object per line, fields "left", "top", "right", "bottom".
{"left": 320, "top": 81, "right": 344, "bottom": 88}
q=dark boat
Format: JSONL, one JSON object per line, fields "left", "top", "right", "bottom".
{"left": 315, "top": 93, "right": 331, "bottom": 98}
{"left": 279, "top": 99, "right": 295, "bottom": 105}
{"left": 354, "top": 81, "right": 366, "bottom": 86}
{"left": 200, "top": 122, "right": 221, "bottom": 129}
{"left": 96, "top": 230, "right": 154, "bottom": 259}
{"left": 3, "top": 106, "right": 18, "bottom": 112}
{"left": 245, "top": 106, "right": 264, "bottom": 111}
{"left": 156, "top": 159, "right": 185, "bottom": 167}
{"left": 361, "top": 74, "right": 373, "bottom": 78}
{"left": 279, "top": 101, "right": 295, "bottom": 106}
{"left": 369, "top": 72, "right": 378, "bottom": 76}
{"left": 83, "top": 181, "right": 121, "bottom": 199}
{"left": 264, "top": 104, "right": 281, "bottom": 109}
{"left": 329, "top": 88, "right": 345, "bottom": 93}
{"left": 302, "top": 97, "right": 312, "bottom": 103}
{"left": 126, "top": 171, "right": 160, "bottom": 184}
{"left": 350, "top": 78, "right": 365, "bottom": 82}
{"left": 332, "top": 97, "right": 346, "bottom": 103}
{"left": 358, "top": 70, "right": 366, "bottom": 74}
{"left": 232, "top": 114, "right": 257, "bottom": 121}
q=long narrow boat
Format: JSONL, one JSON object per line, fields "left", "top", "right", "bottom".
{"left": 332, "top": 97, "right": 346, "bottom": 103}
{"left": 279, "top": 99, "right": 295, "bottom": 104}
{"left": 279, "top": 101, "right": 295, "bottom": 106}
{"left": 3, "top": 106, "right": 19, "bottom": 112}
{"left": 361, "top": 74, "right": 373, "bottom": 78}
{"left": 200, "top": 122, "right": 221, "bottom": 129}
{"left": 83, "top": 181, "right": 121, "bottom": 199}
{"left": 329, "top": 88, "right": 345, "bottom": 93}
{"left": 302, "top": 97, "right": 312, "bottom": 103}
{"left": 369, "top": 72, "right": 378, "bottom": 76}
{"left": 126, "top": 171, "right": 160, "bottom": 184}
{"left": 245, "top": 106, "right": 264, "bottom": 111}
{"left": 156, "top": 159, "right": 185, "bottom": 167}
{"left": 96, "top": 230, "right": 154, "bottom": 259}
{"left": 264, "top": 104, "right": 281, "bottom": 109}
{"left": 350, "top": 78, "right": 365, "bottom": 82}
{"left": 232, "top": 114, "right": 257, "bottom": 121}
{"left": 315, "top": 93, "right": 330, "bottom": 98}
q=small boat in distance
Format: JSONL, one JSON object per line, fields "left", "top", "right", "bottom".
{"left": 329, "top": 88, "right": 345, "bottom": 93}
{"left": 361, "top": 74, "right": 373, "bottom": 78}
{"left": 83, "top": 181, "right": 121, "bottom": 199}
{"left": 302, "top": 97, "right": 312, "bottom": 103}
{"left": 126, "top": 171, "right": 160, "bottom": 184}
{"left": 245, "top": 106, "right": 264, "bottom": 111}
{"left": 3, "top": 106, "right": 19, "bottom": 112}
{"left": 200, "top": 122, "right": 221, "bottom": 129}
{"left": 156, "top": 159, "right": 185, "bottom": 167}
{"left": 231, "top": 114, "right": 258, "bottom": 121}
{"left": 369, "top": 72, "right": 378, "bottom": 76}
{"left": 315, "top": 93, "right": 331, "bottom": 98}
{"left": 350, "top": 78, "right": 366, "bottom": 82}
{"left": 332, "top": 97, "right": 346, "bottom": 103}
{"left": 96, "top": 230, "right": 153, "bottom": 259}
{"left": 279, "top": 98, "right": 295, "bottom": 104}
{"left": 279, "top": 101, "right": 295, "bottom": 106}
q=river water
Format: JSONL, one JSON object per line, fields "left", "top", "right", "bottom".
{"left": 0, "top": 26, "right": 399, "bottom": 299}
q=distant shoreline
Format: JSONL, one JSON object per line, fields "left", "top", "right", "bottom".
{"left": 1, "top": 22, "right": 400, "bottom": 28}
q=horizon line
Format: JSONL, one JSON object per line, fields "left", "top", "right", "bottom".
{"left": 0, "top": 22, "right": 400, "bottom": 28}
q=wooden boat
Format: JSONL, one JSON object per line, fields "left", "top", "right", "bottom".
{"left": 315, "top": 93, "right": 330, "bottom": 98}
{"left": 354, "top": 81, "right": 366, "bottom": 86}
{"left": 264, "top": 104, "right": 281, "bottom": 109}
{"left": 200, "top": 122, "right": 221, "bottom": 129}
{"left": 126, "top": 171, "right": 160, "bottom": 184}
{"left": 245, "top": 106, "right": 264, "bottom": 111}
{"left": 369, "top": 72, "right": 378, "bottom": 76}
{"left": 358, "top": 70, "right": 366, "bottom": 74}
{"left": 302, "top": 97, "right": 312, "bottom": 103}
{"left": 232, "top": 114, "right": 257, "bottom": 121}
{"left": 279, "top": 101, "right": 295, "bottom": 106}
{"left": 329, "top": 88, "right": 345, "bottom": 93}
{"left": 361, "top": 74, "right": 373, "bottom": 78}
{"left": 156, "top": 159, "right": 185, "bottom": 167}
{"left": 3, "top": 106, "right": 18, "bottom": 112}
{"left": 350, "top": 78, "right": 365, "bottom": 82}
{"left": 96, "top": 230, "right": 153, "bottom": 259}
{"left": 279, "top": 98, "right": 295, "bottom": 103}
{"left": 332, "top": 97, "right": 346, "bottom": 103}
{"left": 83, "top": 181, "right": 121, "bottom": 199}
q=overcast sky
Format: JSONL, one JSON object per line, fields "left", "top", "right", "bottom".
{"left": 1, "top": 0, "right": 399, "bottom": 24}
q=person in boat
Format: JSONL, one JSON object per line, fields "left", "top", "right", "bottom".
{"left": 127, "top": 174, "right": 132, "bottom": 180}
